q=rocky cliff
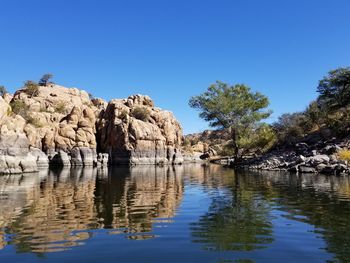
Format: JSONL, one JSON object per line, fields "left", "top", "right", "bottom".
{"left": 0, "top": 84, "right": 185, "bottom": 174}
{"left": 96, "top": 95, "right": 183, "bottom": 165}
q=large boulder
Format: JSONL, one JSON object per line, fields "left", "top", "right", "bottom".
{"left": 306, "top": 155, "right": 330, "bottom": 165}
{"left": 97, "top": 95, "right": 183, "bottom": 165}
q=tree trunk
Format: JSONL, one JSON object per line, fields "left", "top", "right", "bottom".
{"left": 229, "top": 126, "right": 240, "bottom": 162}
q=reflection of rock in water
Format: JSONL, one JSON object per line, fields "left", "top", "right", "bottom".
{"left": 2, "top": 168, "right": 97, "bottom": 253}
{"left": 94, "top": 166, "right": 183, "bottom": 235}
{"left": 238, "top": 170, "right": 350, "bottom": 200}
{"left": 182, "top": 164, "right": 236, "bottom": 194}
{"left": 0, "top": 172, "right": 44, "bottom": 250}
{"left": 0, "top": 166, "right": 183, "bottom": 253}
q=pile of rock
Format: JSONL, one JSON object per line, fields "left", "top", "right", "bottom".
{"left": 240, "top": 142, "right": 349, "bottom": 175}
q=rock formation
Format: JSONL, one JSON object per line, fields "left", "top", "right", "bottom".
{"left": 183, "top": 129, "right": 224, "bottom": 160}
{"left": 0, "top": 84, "right": 187, "bottom": 174}
{"left": 96, "top": 95, "right": 183, "bottom": 165}
{"left": 239, "top": 141, "right": 350, "bottom": 175}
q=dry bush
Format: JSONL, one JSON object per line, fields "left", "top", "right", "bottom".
{"left": 131, "top": 106, "right": 150, "bottom": 121}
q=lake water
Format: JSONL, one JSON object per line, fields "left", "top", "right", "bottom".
{"left": 0, "top": 164, "right": 350, "bottom": 262}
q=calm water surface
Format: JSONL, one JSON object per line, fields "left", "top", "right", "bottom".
{"left": 1, "top": 165, "right": 350, "bottom": 262}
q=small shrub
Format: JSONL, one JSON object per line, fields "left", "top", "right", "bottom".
{"left": 338, "top": 150, "right": 350, "bottom": 163}
{"left": 39, "top": 73, "right": 54, "bottom": 86}
{"left": 0, "top": 85, "right": 8, "bottom": 96}
{"left": 10, "top": 100, "right": 29, "bottom": 117}
{"left": 9, "top": 100, "right": 43, "bottom": 127}
{"left": 190, "top": 138, "right": 200, "bottom": 146}
{"left": 55, "top": 101, "right": 66, "bottom": 114}
{"left": 131, "top": 106, "right": 150, "bottom": 121}
{"left": 183, "top": 137, "right": 191, "bottom": 147}
{"left": 24, "top": 80, "right": 39, "bottom": 97}
{"left": 27, "top": 116, "right": 43, "bottom": 128}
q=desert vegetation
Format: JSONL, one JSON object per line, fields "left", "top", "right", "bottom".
{"left": 189, "top": 67, "right": 350, "bottom": 159}
{"left": 131, "top": 106, "right": 150, "bottom": 121}
{"left": 24, "top": 80, "right": 39, "bottom": 97}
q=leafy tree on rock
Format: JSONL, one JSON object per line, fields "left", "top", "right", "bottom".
{"left": 189, "top": 81, "right": 272, "bottom": 159}
{"left": 39, "top": 73, "right": 54, "bottom": 86}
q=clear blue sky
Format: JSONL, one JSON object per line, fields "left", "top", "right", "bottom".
{"left": 1, "top": 0, "right": 349, "bottom": 134}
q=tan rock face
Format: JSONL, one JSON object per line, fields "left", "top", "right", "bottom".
{"left": 0, "top": 85, "right": 186, "bottom": 173}
{"left": 11, "top": 84, "right": 97, "bottom": 151}
{"left": 97, "top": 94, "right": 183, "bottom": 165}
{"left": 0, "top": 85, "right": 103, "bottom": 173}
{"left": 0, "top": 97, "right": 10, "bottom": 120}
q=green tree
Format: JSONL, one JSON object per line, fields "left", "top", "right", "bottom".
{"left": 0, "top": 85, "right": 8, "bottom": 96}
{"left": 317, "top": 67, "right": 350, "bottom": 110}
{"left": 238, "top": 123, "right": 277, "bottom": 155}
{"left": 304, "top": 100, "right": 324, "bottom": 130}
{"left": 273, "top": 113, "right": 306, "bottom": 145}
{"left": 38, "top": 73, "right": 54, "bottom": 86}
{"left": 189, "top": 81, "right": 272, "bottom": 159}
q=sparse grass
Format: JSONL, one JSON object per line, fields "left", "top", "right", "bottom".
{"left": 55, "top": 101, "right": 66, "bottom": 114}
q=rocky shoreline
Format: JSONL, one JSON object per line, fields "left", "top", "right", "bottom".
{"left": 237, "top": 140, "right": 350, "bottom": 176}
{"left": 0, "top": 84, "right": 201, "bottom": 174}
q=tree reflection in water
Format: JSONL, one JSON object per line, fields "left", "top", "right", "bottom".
{"left": 191, "top": 168, "right": 350, "bottom": 262}
{"left": 191, "top": 169, "right": 274, "bottom": 251}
